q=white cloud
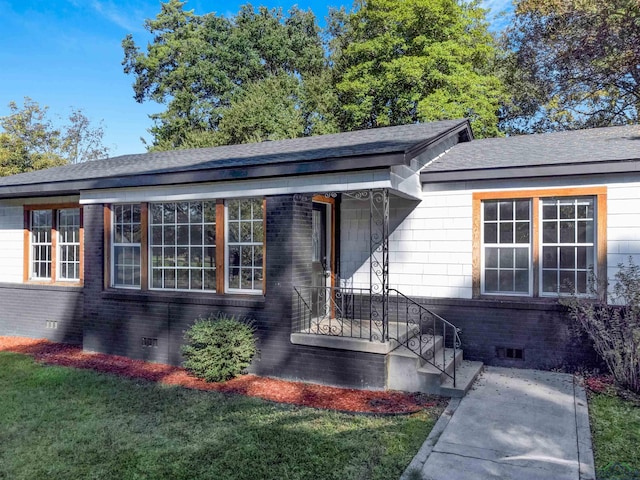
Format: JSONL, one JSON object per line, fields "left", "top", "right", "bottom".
{"left": 90, "top": 0, "right": 139, "bottom": 31}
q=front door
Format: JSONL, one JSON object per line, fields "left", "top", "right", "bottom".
{"left": 311, "top": 202, "right": 328, "bottom": 318}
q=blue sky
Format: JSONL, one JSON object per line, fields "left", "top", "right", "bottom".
{"left": 0, "top": 0, "right": 512, "bottom": 157}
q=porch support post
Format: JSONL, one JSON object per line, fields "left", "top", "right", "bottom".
{"left": 369, "top": 188, "right": 389, "bottom": 342}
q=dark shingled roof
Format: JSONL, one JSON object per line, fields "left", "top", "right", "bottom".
{"left": 0, "top": 120, "right": 469, "bottom": 191}
{"left": 423, "top": 125, "right": 640, "bottom": 177}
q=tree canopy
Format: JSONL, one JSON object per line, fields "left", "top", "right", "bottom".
{"left": 500, "top": 0, "right": 640, "bottom": 134}
{"left": 123, "top": 0, "right": 331, "bottom": 150}
{"left": 330, "top": 0, "right": 505, "bottom": 138}
{"left": 0, "top": 98, "right": 110, "bottom": 177}
{"left": 123, "top": 0, "right": 506, "bottom": 150}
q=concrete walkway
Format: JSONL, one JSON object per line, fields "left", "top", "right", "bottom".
{"left": 402, "top": 367, "right": 595, "bottom": 480}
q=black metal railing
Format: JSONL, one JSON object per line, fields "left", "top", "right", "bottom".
{"left": 293, "top": 285, "right": 461, "bottom": 387}
{"left": 388, "top": 289, "right": 461, "bottom": 387}
{"left": 293, "top": 285, "right": 388, "bottom": 341}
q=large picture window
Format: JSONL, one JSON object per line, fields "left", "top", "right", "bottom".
{"left": 109, "top": 197, "right": 264, "bottom": 295}
{"left": 26, "top": 205, "right": 82, "bottom": 283}
{"left": 473, "top": 188, "right": 606, "bottom": 298}
{"left": 149, "top": 201, "right": 217, "bottom": 291}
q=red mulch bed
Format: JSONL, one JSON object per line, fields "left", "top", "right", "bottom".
{"left": 0, "top": 336, "right": 445, "bottom": 415}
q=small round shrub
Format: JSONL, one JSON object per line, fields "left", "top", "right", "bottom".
{"left": 182, "top": 313, "right": 258, "bottom": 382}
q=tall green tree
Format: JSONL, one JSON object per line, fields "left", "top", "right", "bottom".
{"left": 330, "top": 0, "right": 505, "bottom": 138}
{"left": 123, "top": 0, "right": 331, "bottom": 150}
{"left": 0, "top": 98, "right": 109, "bottom": 176}
{"left": 500, "top": 0, "right": 640, "bottom": 134}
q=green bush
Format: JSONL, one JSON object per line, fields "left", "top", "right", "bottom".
{"left": 561, "top": 260, "right": 640, "bottom": 394}
{"left": 182, "top": 314, "right": 258, "bottom": 382}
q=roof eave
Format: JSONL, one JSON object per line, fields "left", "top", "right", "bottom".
{"left": 0, "top": 151, "right": 406, "bottom": 199}
{"left": 420, "top": 158, "right": 640, "bottom": 183}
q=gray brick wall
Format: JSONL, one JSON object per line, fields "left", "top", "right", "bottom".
{"left": 0, "top": 283, "right": 83, "bottom": 344}
{"left": 80, "top": 195, "right": 386, "bottom": 390}
{"left": 412, "top": 296, "right": 598, "bottom": 369}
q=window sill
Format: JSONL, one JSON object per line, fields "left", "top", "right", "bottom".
{"left": 0, "top": 282, "right": 84, "bottom": 292}
{"left": 102, "top": 288, "right": 266, "bottom": 308}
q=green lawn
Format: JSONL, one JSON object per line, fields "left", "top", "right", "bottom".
{"left": 589, "top": 390, "right": 640, "bottom": 479}
{"left": 0, "top": 352, "right": 440, "bottom": 480}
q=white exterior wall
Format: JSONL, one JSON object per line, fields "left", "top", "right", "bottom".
{"left": 340, "top": 174, "right": 640, "bottom": 300}
{"left": 0, "top": 201, "right": 24, "bottom": 283}
{"left": 606, "top": 181, "right": 640, "bottom": 282}
{"left": 0, "top": 196, "right": 80, "bottom": 284}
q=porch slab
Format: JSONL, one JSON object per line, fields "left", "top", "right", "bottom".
{"left": 290, "top": 332, "right": 399, "bottom": 354}
{"left": 291, "top": 319, "right": 419, "bottom": 354}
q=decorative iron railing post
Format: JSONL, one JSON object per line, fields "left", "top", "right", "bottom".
{"left": 368, "top": 188, "right": 389, "bottom": 342}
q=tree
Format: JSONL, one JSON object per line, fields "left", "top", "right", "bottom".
{"left": 330, "top": 0, "right": 505, "bottom": 138}
{"left": 500, "top": 0, "right": 640, "bottom": 134}
{"left": 0, "top": 98, "right": 109, "bottom": 176}
{"left": 123, "top": 0, "right": 330, "bottom": 150}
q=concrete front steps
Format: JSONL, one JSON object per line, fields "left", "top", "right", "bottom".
{"left": 386, "top": 334, "right": 483, "bottom": 397}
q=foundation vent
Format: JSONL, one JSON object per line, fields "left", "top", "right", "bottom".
{"left": 45, "top": 320, "right": 58, "bottom": 329}
{"left": 141, "top": 337, "right": 158, "bottom": 348}
{"left": 496, "top": 347, "right": 524, "bottom": 360}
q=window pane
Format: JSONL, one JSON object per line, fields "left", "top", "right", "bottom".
{"left": 543, "top": 204, "right": 557, "bottom": 220}
{"left": 485, "top": 270, "right": 498, "bottom": 292}
{"left": 560, "top": 221, "right": 575, "bottom": 243}
{"left": 484, "top": 202, "right": 497, "bottom": 221}
{"left": 484, "top": 223, "right": 497, "bottom": 244}
{"left": 163, "top": 203, "right": 176, "bottom": 223}
{"left": 176, "top": 203, "right": 189, "bottom": 223}
{"left": 515, "top": 248, "right": 528, "bottom": 268}
{"left": 559, "top": 203, "right": 575, "bottom": 219}
{"left": 559, "top": 247, "right": 575, "bottom": 269}
{"left": 515, "top": 222, "right": 529, "bottom": 243}
{"left": 190, "top": 225, "right": 203, "bottom": 245}
{"left": 499, "top": 271, "right": 514, "bottom": 291}
{"left": 542, "top": 222, "right": 557, "bottom": 243}
{"left": 543, "top": 246, "right": 557, "bottom": 269}
{"left": 499, "top": 248, "right": 514, "bottom": 268}
{"left": 499, "top": 201, "right": 513, "bottom": 220}
{"left": 485, "top": 248, "right": 498, "bottom": 268}
{"left": 542, "top": 270, "right": 557, "bottom": 293}
{"left": 515, "top": 270, "right": 528, "bottom": 292}
{"left": 204, "top": 202, "right": 216, "bottom": 223}
{"left": 515, "top": 201, "right": 529, "bottom": 220}
{"left": 499, "top": 223, "right": 513, "bottom": 243}
{"left": 559, "top": 270, "right": 574, "bottom": 293}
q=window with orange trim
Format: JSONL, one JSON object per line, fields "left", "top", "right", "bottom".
{"left": 473, "top": 188, "right": 607, "bottom": 298}
{"left": 25, "top": 205, "right": 83, "bottom": 284}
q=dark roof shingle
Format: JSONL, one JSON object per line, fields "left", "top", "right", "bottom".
{"left": 0, "top": 120, "right": 468, "bottom": 189}
{"left": 424, "top": 125, "right": 640, "bottom": 174}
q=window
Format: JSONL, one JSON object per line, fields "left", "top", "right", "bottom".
{"left": 109, "top": 198, "right": 264, "bottom": 295}
{"left": 541, "top": 197, "right": 595, "bottom": 294}
{"left": 149, "top": 201, "right": 217, "bottom": 291}
{"left": 112, "top": 204, "right": 141, "bottom": 288}
{"left": 226, "top": 199, "right": 264, "bottom": 293}
{"left": 57, "top": 209, "right": 81, "bottom": 280}
{"left": 473, "top": 188, "right": 606, "bottom": 297}
{"left": 31, "top": 210, "right": 53, "bottom": 279}
{"left": 25, "top": 205, "right": 82, "bottom": 283}
{"left": 482, "top": 200, "right": 531, "bottom": 294}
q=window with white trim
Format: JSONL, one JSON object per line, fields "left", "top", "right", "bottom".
{"left": 226, "top": 198, "right": 264, "bottom": 292}
{"left": 541, "top": 197, "right": 595, "bottom": 295}
{"left": 110, "top": 198, "right": 265, "bottom": 294}
{"left": 31, "top": 210, "right": 53, "bottom": 280}
{"left": 112, "top": 204, "right": 141, "bottom": 288}
{"left": 57, "top": 209, "right": 81, "bottom": 281}
{"left": 482, "top": 199, "right": 531, "bottom": 294}
{"left": 149, "top": 201, "right": 217, "bottom": 291}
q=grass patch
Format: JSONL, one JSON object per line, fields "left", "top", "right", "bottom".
{"left": 0, "top": 352, "right": 440, "bottom": 480}
{"left": 589, "top": 390, "right": 640, "bottom": 479}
